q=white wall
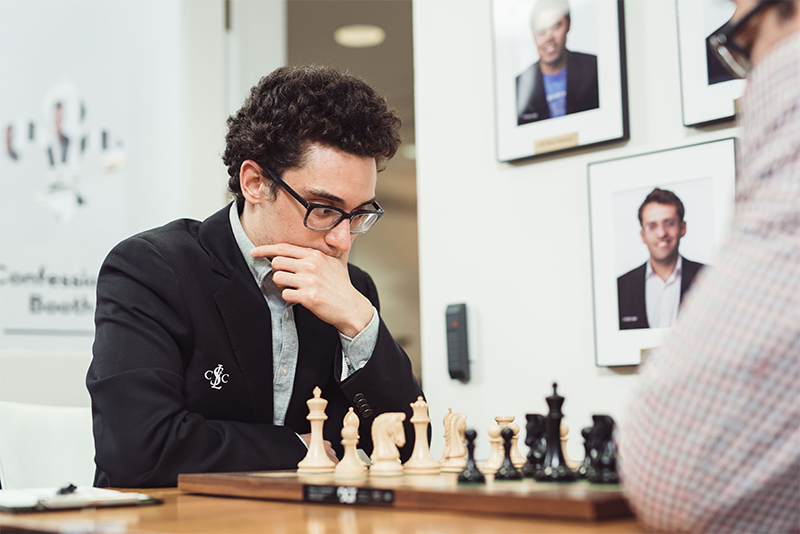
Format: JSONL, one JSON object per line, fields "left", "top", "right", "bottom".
{"left": 413, "top": 0, "right": 738, "bottom": 460}
{"left": 0, "top": 0, "right": 285, "bottom": 407}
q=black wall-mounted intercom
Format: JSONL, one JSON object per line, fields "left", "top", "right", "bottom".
{"left": 446, "top": 303, "right": 470, "bottom": 382}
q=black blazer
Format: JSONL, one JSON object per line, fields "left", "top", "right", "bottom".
{"left": 617, "top": 257, "right": 705, "bottom": 330}
{"left": 87, "top": 204, "right": 424, "bottom": 487}
{"left": 516, "top": 50, "right": 600, "bottom": 125}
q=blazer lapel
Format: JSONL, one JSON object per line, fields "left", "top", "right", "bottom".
{"left": 201, "top": 204, "right": 275, "bottom": 424}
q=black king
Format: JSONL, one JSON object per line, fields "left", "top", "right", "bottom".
{"left": 533, "top": 382, "right": 578, "bottom": 482}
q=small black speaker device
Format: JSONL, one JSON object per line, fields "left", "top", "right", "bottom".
{"left": 445, "top": 303, "right": 470, "bottom": 381}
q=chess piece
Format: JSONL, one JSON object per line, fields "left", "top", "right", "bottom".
{"left": 522, "top": 413, "right": 546, "bottom": 478}
{"left": 533, "top": 383, "right": 578, "bottom": 482}
{"left": 494, "top": 415, "right": 514, "bottom": 429}
{"left": 493, "top": 416, "right": 525, "bottom": 468}
{"left": 440, "top": 410, "right": 468, "bottom": 473}
{"left": 440, "top": 408, "right": 454, "bottom": 461}
{"left": 480, "top": 424, "right": 504, "bottom": 475}
{"left": 404, "top": 397, "right": 440, "bottom": 474}
{"left": 584, "top": 415, "right": 619, "bottom": 484}
{"left": 458, "top": 429, "right": 485, "bottom": 483}
{"left": 369, "top": 412, "right": 406, "bottom": 476}
{"left": 297, "top": 386, "right": 335, "bottom": 473}
{"left": 560, "top": 424, "right": 580, "bottom": 471}
{"left": 578, "top": 425, "right": 593, "bottom": 478}
{"left": 335, "top": 407, "right": 367, "bottom": 479}
{"left": 508, "top": 422, "right": 527, "bottom": 468}
{"left": 494, "top": 427, "right": 523, "bottom": 480}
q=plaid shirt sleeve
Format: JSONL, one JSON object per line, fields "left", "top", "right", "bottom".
{"left": 619, "top": 33, "right": 800, "bottom": 534}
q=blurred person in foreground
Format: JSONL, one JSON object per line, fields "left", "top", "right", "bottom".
{"left": 620, "top": 0, "right": 800, "bottom": 532}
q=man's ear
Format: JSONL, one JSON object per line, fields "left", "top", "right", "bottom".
{"left": 679, "top": 221, "right": 687, "bottom": 238}
{"left": 240, "top": 160, "right": 264, "bottom": 206}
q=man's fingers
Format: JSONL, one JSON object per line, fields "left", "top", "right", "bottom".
{"left": 323, "top": 439, "right": 339, "bottom": 464}
{"left": 250, "top": 243, "right": 308, "bottom": 260}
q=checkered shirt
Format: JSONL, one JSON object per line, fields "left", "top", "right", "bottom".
{"left": 619, "top": 33, "right": 800, "bottom": 533}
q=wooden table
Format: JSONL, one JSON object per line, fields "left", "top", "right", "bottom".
{"left": 0, "top": 487, "right": 644, "bottom": 533}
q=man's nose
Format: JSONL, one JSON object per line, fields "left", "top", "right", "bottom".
{"left": 325, "top": 218, "right": 352, "bottom": 252}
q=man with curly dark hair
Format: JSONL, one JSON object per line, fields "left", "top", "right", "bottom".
{"left": 87, "top": 65, "right": 424, "bottom": 487}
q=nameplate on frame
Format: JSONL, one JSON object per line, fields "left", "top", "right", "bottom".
{"left": 535, "top": 132, "right": 579, "bottom": 154}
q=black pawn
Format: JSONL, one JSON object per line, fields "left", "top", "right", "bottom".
{"left": 533, "top": 382, "right": 578, "bottom": 482}
{"left": 458, "top": 429, "right": 485, "bottom": 483}
{"left": 494, "top": 427, "right": 523, "bottom": 480}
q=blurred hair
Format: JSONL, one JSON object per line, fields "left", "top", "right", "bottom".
{"left": 638, "top": 188, "right": 686, "bottom": 226}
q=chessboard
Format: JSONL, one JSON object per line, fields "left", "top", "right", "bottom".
{"left": 178, "top": 470, "right": 632, "bottom": 521}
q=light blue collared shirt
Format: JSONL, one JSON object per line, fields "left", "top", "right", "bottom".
{"left": 228, "top": 203, "right": 378, "bottom": 426}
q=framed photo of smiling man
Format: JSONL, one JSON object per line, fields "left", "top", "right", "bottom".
{"left": 491, "top": 0, "right": 628, "bottom": 162}
{"left": 588, "top": 138, "right": 736, "bottom": 366}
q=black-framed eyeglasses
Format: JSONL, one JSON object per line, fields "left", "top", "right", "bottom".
{"left": 708, "top": 1, "right": 772, "bottom": 79}
{"left": 262, "top": 168, "right": 384, "bottom": 234}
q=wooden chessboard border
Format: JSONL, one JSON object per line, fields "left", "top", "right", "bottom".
{"left": 178, "top": 470, "right": 633, "bottom": 521}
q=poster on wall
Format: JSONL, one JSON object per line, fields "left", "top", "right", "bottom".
{"left": 491, "top": 0, "right": 628, "bottom": 162}
{"left": 0, "top": 0, "right": 183, "bottom": 352}
{"left": 676, "top": 0, "right": 746, "bottom": 126}
{"left": 588, "top": 138, "right": 736, "bottom": 366}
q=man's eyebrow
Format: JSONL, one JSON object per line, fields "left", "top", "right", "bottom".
{"left": 305, "top": 187, "right": 376, "bottom": 208}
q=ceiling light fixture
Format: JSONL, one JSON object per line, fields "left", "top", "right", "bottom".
{"left": 333, "top": 24, "right": 386, "bottom": 48}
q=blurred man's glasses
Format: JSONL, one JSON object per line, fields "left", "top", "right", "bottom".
{"left": 263, "top": 168, "right": 384, "bottom": 234}
{"left": 643, "top": 218, "right": 680, "bottom": 233}
{"left": 708, "top": 1, "right": 772, "bottom": 79}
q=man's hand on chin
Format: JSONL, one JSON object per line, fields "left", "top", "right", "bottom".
{"left": 251, "top": 243, "right": 373, "bottom": 338}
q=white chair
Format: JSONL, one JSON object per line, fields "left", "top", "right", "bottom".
{"left": 0, "top": 401, "right": 95, "bottom": 489}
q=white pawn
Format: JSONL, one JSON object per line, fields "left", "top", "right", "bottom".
{"left": 481, "top": 424, "right": 504, "bottom": 475}
{"left": 509, "top": 422, "right": 526, "bottom": 468}
{"left": 335, "top": 407, "right": 367, "bottom": 479}
{"left": 369, "top": 412, "right": 406, "bottom": 476}
{"left": 297, "top": 386, "right": 335, "bottom": 473}
{"left": 404, "top": 397, "right": 441, "bottom": 474}
{"left": 560, "top": 423, "right": 580, "bottom": 471}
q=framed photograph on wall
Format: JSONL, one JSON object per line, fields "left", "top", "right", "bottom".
{"left": 676, "top": 0, "right": 746, "bottom": 126}
{"left": 491, "top": 0, "right": 628, "bottom": 162}
{"left": 588, "top": 138, "right": 736, "bottom": 366}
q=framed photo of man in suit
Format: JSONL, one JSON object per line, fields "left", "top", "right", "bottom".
{"left": 676, "top": 0, "right": 746, "bottom": 126}
{"left": 588, "top": 138, "right": 736, "bottom": 366}
{"left": 491, "top": 0, "right": 628, "bottom": 162}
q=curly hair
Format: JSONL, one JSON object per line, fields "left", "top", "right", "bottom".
{"left": 638, "top": 188, "right": 685, "bottom": 226}
{"left": 223, "top": 65, "right": 402, "bottom": 204}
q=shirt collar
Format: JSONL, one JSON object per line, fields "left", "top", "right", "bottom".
{"left": 645, "top": 255, "right": 683, "bottom": 282}
{"left": 229, "top": 202, "right": 274, "bottom": 288}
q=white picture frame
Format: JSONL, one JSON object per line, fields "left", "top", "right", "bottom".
{"left": 676, "top": 0, "right": 746, "bottom": 126}
{"left": 588, "top": 138, "right": 737, "bottom": 366}
{"left": 491, "top": 0, "right": 628, "bottom": 162}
